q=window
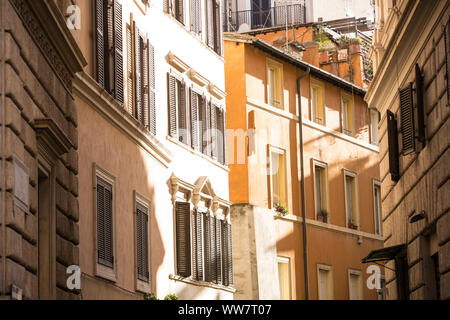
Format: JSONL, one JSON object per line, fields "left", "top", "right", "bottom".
{"left": 373, "top": 181, "right": 382, "bottom": 236}
{"left": 317, "top": 264, "right": 333, "bottom": 300}
{"left": 269, "top": 146, "right": 287, "bottom": 209}
{"left": 344, "top": 170, "right": 359, "bottom": 230}
{"left": 348, "top": 269, "right": 363, "bottom": 300}
{"left": 387, "top": 110, "right": 400, "bottom": 181}
{"left": 126, "top": 21, "right": 156, "bottom": 133}
{"left": 377, "top": 276, "right": 387, "bottom": 300}
{"left": 311, "top": 81, "right": 325, "bottom": 125}
{"left": 277, "top": 257, "right": 291, "bottom": 300}
{"left": 135, "top": 192, "right": 151, "bottom": 292}
{"left": 165, "top": 0, "right": 185, "bottom": 24}
{"left": 206, "top": 0, "right": 222, "bottom": 55}
{"left": 341, "top": 93, "right": 354, "bottom": 135}
{"left": 94, "top": 165, "right": 116, "bottom": 282}
{"left": 95, "top": 0, "right": 123, "bottom": 104}
{"left": 266, "top": 59, "right": 283, "bottom": 108}
{"left": 370, "top": 109, "right": 380, "bottom": 145}
{"left": 313, "top": 160, "right": 329, "bottom": 222}
{"left": 445, "top": 19, "right": 450, "bottom": 105}
{"left": 190, "top": 0, "right": 202, "bottom": 36}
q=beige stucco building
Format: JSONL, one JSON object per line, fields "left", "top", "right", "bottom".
{"left": 365, "top": 0, "right": 450, "bottom": 300}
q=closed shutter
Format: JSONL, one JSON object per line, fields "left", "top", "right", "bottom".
{"left": 387, "top": 110, "right": 400, "bottom": 182}
{"left": 190, "top": 0, "right": 201, "bottom": 35}
{"left": 203, "top": 214, "right": 211, "bottom": 282}
{"left": 126, "top": 24, "right": 134, "bottom": 115}
{"left": 175, "top": 0, "right": 184, "bottom": 24}
{"left": 445, "top": 19, "right": 450, "bottom": 105}
{"left": 178, "top": 81, "right": 189, "bottom": 145}
{"left": 223, "top": 110, "right": 228, "bottom": 165}
{"left": 97, "top": 177, "right": 114, "bottom": 268}
{"left": 209, "top": 215, "right": 217, "bottom": 283}
{"left": 225, "top": 222, "right": 233, "bottom": 285}
{"left": 175, "top": 202, "right": 191, "bottom": 277}
{"left": 214, "top": 1, "right": 222, "bottom": 55}
{"left": 168, "top": 74, "right": 177, "bottom": 137}
{"left": 399, "top": 83, "right": 415, "bottom": 155}
{"left": 113, "top": 0, "right": 123, "bottom": 105}
{"left": 95, "top": 0, "right": 105, "bottom": 88}
{"left": 163, "top": 0, "right": 170, "bottom": 13}
{"left": 415, "top": 64, "right": 425, "bottom": 146}
{"left": 106, "top": 2, "right": 114, "bottom": 94}
{"left": 142, "top": 37, "right": 150, "bottom": 128}
{"left": 222, "top": 220, "right": 229, "bottom": 286}
{"left": 215, "top": 217, "right": 222, "bottom": 285}
{"left": 193, "top": 210, "right": 204, "bottom": 281}
{"left": 206, "top": 0, "right": 214, "bottom": 49}
{"left": 210, "top": 102, "right": 217, "bottom": 159}
{"left": 136, "top": 203, "right": 149, "bottom": 282}
{"left": 149, "top": 42, "right": 156, "bottom": 135}
{"left": 216, "top": 107, "right": 224, "bottom": 164}
{"left": 135, "top": 26, "right": 143, "bottom": 124}
{"left": 200, "top": 97, "right": 209, "bottom": 155}
{"left": 190, "top": 90, "right": 200, "bottom": 151}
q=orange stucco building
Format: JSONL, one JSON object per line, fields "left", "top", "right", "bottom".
{"left": 225, "top": 29, "right": 384, "bottom": 300}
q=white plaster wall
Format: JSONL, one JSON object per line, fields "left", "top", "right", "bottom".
{"left": 311, "top": 0, "right": 374, "bottom": 22}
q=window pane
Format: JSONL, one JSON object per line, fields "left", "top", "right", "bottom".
{"left": 278, "top": 260, "right": 291, "bottom": 300}
{"left": 349, "top": 273, "right": 361, "bottom": 300}
{"left": 318, "top": 269, "right": 328, "bottom": 300}
{"left": 371, "top": 110, "right": 379, "bottom": 144}
{"left": 374, "top": 185, "right": 381, "bottom": 235}
{"left": 346, "top": 176, "right": 354, "bottom": 224}
{"left": 315, "top": 167, "right": 322, "bottom": 215}
{"left": 271, "top": 152, "right": 280, "bottom": 206}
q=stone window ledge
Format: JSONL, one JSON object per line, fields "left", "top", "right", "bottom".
{"left": 169, "top": 274, "right": 236, "bottom": 293}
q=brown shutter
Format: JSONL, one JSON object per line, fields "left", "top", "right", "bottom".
{"left": 163, "top": 0, "right": 170, "bottom": 13}
{"left": 221, "top": 220, "right": 228, "bottom": 286}
{"left": 175, "top": 0, "right": 184, "bottom": 24}
{"left": 206, "top": 0, "right": 214, "bottom": 49}
{"left": 215, "top": 217, "right": 222, "bottom": 285}
{"left": 142, "top": 37, "right": 150, "bottom": 128}
{"left": 209, "top": 215, "right": 217, "bottom": 283}
{"left": 200, "top": 97, "right": 209, "bottom": 155}
{"left": 192, "top": 210, "right": 204, "bottom": 281}
{"left": 149, "top": 42, "right": 156, "bottom": 135}
{"left": 95, "top": 0, "right": 105, "bottom": 88}
{"left": 223, "top": 110, "right": 228, "bottom": 165}
{"left": 175, "top": 202, "right": 191, "bottom": 277}
{"left": 415, "top": 64, "right": 425, "bottom": 147}
{"left": 224, "top": 222, "right": 233, "bottom": 286}
{"left": 210, "top": 102, "right": 217, "bottom": 159}
{"left": 126, "top": 24, "right": 134, "bottom": 115}
{"left": 190, "top": 0, "right": 201, "bottom": 35}
{"left": 136, "top": 203, "right": 149, "bottom": 282}
{"left": 445, "top": 19, "right": 450, "bottom": 106}
{"left": 399, "top": 83, "right": 415, "bottom": 155}
{"left": 106, "top": 2, "right": 114, "bottom": 94}
{"left": 190, "top": 90, "right": 200, "bottom": 151}
{"left": 113, "top": 0, "right": 124, "bottom": 104}
{"left": 178, "top": 81, "right": 188, "bottom": 144}
{"left": 214, "top": 1, "right": 222, "bottom": 55}
{"left": 168, "top": 74, "right": 177, "bottom": 137}
{"left": 387, "top": 110, "right": 400, "bottom": 182}
{"left": 203, "top": 214, "right": 211, "bottom": 282}
{"left": 135, "top": 26, "right": 143, "bottom": 124}
{"left": 216, "top": 107, "right": 224, "bottom": 164}
{"left": 97, "top": 177, "right": 114, "bottom": 268}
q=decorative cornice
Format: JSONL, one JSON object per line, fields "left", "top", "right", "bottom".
{"left": 208, "top": 83, "right": 227, "bottom": 100}
{"left": 34, "top": 118, "right": 72, "bottom": 164}
{"left": 166, "top": 52, "right": 190, "bottom": 73}
{"left": 188, "top": 69, "right": 209, "bottom": 87}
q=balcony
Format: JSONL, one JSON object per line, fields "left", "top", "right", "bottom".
{"left": 225, "top": 4, "right": 306, "bottom": 32}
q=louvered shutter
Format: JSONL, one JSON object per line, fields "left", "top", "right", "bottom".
{"left": 168, "top": 74, "right": 177, "bottom": 137}
{"left": 126, "top": 24, "right": 134, "bottom": 115}
{"left": 136, "top": 203, "right": 149, "bottom": 282}
{"left": 221, "top": 220, "right": 229, "bottom": 286}
{"left": 178, "top": 81, "right": 189, "bottom": 145}
{"left": 149, "top": 42, "right": 156, "bottom": 135}
{"left": 387, "top": 110, "right": 400, "bottom": 182}
{"left": 223, "top": 110, "right": 228, "bottom": 165}
{"left": 415, "top": 64, "right": 425, "bottom": 146}
{"left": 175, "top": 202, "right": 191, "bottom": 277}
{"left": 214, "top": 1, "right": 222, "bottom": 55}
{"left": 200, "top": 98, "right": 209, "bottom": 155}
{"left": 190, "top": 0, "right": 201, "bottom": 35}
{"left": 203, "top": 214, "right": 211, "bottom": 282}
{"left": 193, "top": 210, "right": 204, "bottom": 281}
{"left": 95, "top": 0, "right": 105, "bottom": 88}
{"left": 97, "top": 177, "right": 114, "bottom": 268}
{"left": 135, "top": 26, "right": 143, "bottom": 124}
{"left": 142, "top": 37, "right": 150, "bottom": 128}
{"left": 106, "top": 2, "right": 114, "bottom": 94}
{"left": 215, "top": 217, "right": 222, "bottom": 285}
{"left": 113, "top": 0, "right": 124, "bottom": 104}
{"left": 190, "top": 90, "right": 200, "bottom": 151}
{"left": 206, "top": 0, "right": 214, "bottom": 49}
{"left": 399, "top": 83, "right": 415, "bottom": 155}
{"left": 210, "top": 102, "right": 217, "bottom": 159}
{"left": 175, "top": 0, "right": 184, "bottom": 24}
{"left": 209, "top": 215, "right": 217, "bottom": 283}
{"left": 216, "top": 107, "right": 224, "bottom": 164}
{"left": 225, "top": 222, "right": 233, "bottom": 286}
{"left": 163, "top": 0, "right": 170, "bottom": 13}
{"left": 445, "top": 19, "right": 450, "bottom": 105}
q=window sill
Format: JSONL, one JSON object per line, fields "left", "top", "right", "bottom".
{"left": 169, "top": 274, "right": 236, "bottom": 293}
{"left": 166, "top": 135, "right": 230, "bottom": 172}
{"left": 95, "top": 264, "right": 117, "bottom": 283}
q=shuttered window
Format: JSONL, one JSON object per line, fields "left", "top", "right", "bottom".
{"left": 203, "top": 214, "right": 212, "bottom": 282}
{"left": 200, "top": 97, "right": 210, "bottom": 155}
{"left": 206, "top": 0, "right": 222, "bottom": 55}
{"left": 215, "top": 217, "right": 223, "bottom": 285}
{"left": 175, "top": 202, "right": 191, "bottom": 277}
{"left": 136, "top": 202, "right": 149, "bottom": 282}
{"left": 167, "top": 74, "right": 190, "bottom": 145}
{"left": 190, "top": 90, "right": 201, "bottom": 151}
{"left": 97, "top": 177, "right": 114, "bottom": 268}
{"left": 445, "top": 19, "right": 450, "bottom": 106}
{"left": 387, "top": 110, "right": 400, "bottom": 182}
{"left": 190, "top": 0, "right": 202, "bottom": 36}
{"left": 209, "top": 215, "right": 217, "bottom": 283}
{"left": 399, "top": 83, "right": 415, "bottom": 155}
{"left": 95, "top": 0, "right": 124, "bottom": 104}
{"left": 222, "top": 221, "right": 233, "bottom": 286}
{"left": 192, "top": 209, "right": 204, "bottom": 281}
{"left": 165, "top": 0, "right": 185, "bottom": 24}
{"left": 415, "top": 64, "right": 425, "bottom": 147}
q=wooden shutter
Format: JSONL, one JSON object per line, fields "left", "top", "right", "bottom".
{"left": 190, "top": 0, "right": 201, "bottom": 35}
{"left": 214, "top": 1, "right": 222, "bottom": 55}
{"left": 216, "top": 107, "right": 224, "bottom": 164}
{"left": 126, "top": 24, "right": 134, "bottom": 115}
{"left": 222, "top": 221, "right": 233, "bottom": 286}
{"left": 113, "top": 0, "right": 124, "bottom": 104}
{"left": 209, "top": 215, "right": 217, "bottom": 283}
{"left": 399, "top": 83, "right": 415, "bottom": 155}
{"left": 203, "top": 214, "right": 211, "bottom": 282}
{"left": 415, "top": 64, "right": 425, "bottom": 146}
{"left": 142, "top": 37, "right": 150, "bottom": 128}
{"left": 190, "top": 90, "right": 200, "bottom": 151}
{"left": 210, "top": 102, "right": 217, "bottom": 159}
{"left": 200, "top": 98, "right": 209, "bottom": 155}
{"left": 97, "top": 177, "right": 114, "bottom": 268}
{"left": 223, "top": 110, "right": 228, "bottom": 165}
{"left": 387, "top": 110, "right": 400, "bottom": 182}
{"left": 95, "top": 0, "right": 105, "bottom": 88}
{"left": 193, "top": 209, "right": 204, "bottom": 281}
{"left": 163, "top": 0, "right": 170, "bottom": 13}
{"left": 215, "top": 217, "right": 222, "bottom": 285}
{"left": 106, "top": 2, "right": 114, "bottom": 94}
{"left": 135, "top": 26, "right": 144, "bottom": 124}
{"left": 136, "top": 203, "right": 149, "bottom": 282}
{"left": 445, "top": 19, "right": 450, "bottom": 106}
{"left": 206, "top": 0, "right": 214, "bottom": 49}
{"left": 178, "top": 81, "right": 188, "bottom": 145}
{"left": 175, "top": 0, "right": 184, "bottom": 24}
{"left": 149, "top": 42, "right": 156, "bottom": 135}
{"left": 175, "top": 202, "right": 191, "bottom": 277}
{"left": 168, "top": 74, "right": 177, "bottom": 137}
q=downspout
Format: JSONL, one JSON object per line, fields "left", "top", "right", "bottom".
{"left": 297, "top": 67, "right": 310, "bottom": 300}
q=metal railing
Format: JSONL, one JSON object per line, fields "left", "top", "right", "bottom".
{"left": 225, "top": 4, "right": 306, "bottom": 32}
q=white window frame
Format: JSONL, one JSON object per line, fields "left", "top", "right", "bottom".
{"left": 268, "top": 145, "right": 288, "bottom": 209}
{"left": 317, "top": 263, "right": 334, "bottom": 300}
{"left": 343, "top": 169, "right": 360, "bottom": 230}
{"left": 134, "top": 191, "right": 152, "bottom": 293}
{"left": 266, "top": 58, "right": 284, "bottom": 109}
{"left": 312, "top": 159, "right": 330, "bottom": 222}
{"left": 341, "top": 91, "right": 355, "bottom": 136}
{"left": 348, "top": 269, "right": 363, "bottom": 300}
{"left": 277, "top": 256, "right": 292, "bottom": 300}
{"left": 93, "top": 164, "right": 117, "bottom": 282}
{"left": 372, "top": 179, "right": 382, "bottom": 236}
{"left": 370, "top": 108, "right": 380, "bottom": 145}
{"left": 310, "top": 78, "right": 326, "bottom": 126}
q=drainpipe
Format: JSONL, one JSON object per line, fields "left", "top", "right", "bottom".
{"left": 297, "top": 67, "right": 310, "bottom": 300}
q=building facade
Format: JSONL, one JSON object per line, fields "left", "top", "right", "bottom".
{"left": 365, "top": 0, "right": 449, "bottom": 300}
{"left": 225, "top": 30, "right": 383, "bottom": 300}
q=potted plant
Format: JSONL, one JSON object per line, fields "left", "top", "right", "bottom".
{"left": 274, "top": 203, "right": 288, "bottom": 217}
{"left": 317, "top": 209, "right": 329, "bottom": 223}
{"left": 348, "top": 220, "right": 358, "bottom": 230}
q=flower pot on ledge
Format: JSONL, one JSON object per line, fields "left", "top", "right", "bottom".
{"left": 348, "top": 222, "right": 358, "bottom": 230}
{"left": 318, "top": 215, "right": 328, "bottom": 223}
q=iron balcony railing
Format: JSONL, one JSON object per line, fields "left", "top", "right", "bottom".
{"left": 225, "top": 4, "right": 306, "bottom": 32}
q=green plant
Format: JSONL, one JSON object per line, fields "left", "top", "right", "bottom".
{"left": 314, "top": 26, "right": 332, "bottom": 51}
{"left": 144, "top": 292, "right": 159, "bottom": 300}
{"left": 318, "top": 209, "right": 329, "bottom": 218}
{"left": 274, "top": 203, "right": 288, "bottom": 216}
{"left": 338, "top": 36, "right": 362, "bottom": 49}
{"left": 164, "top": 294, "right": 179, "bottom": 300}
